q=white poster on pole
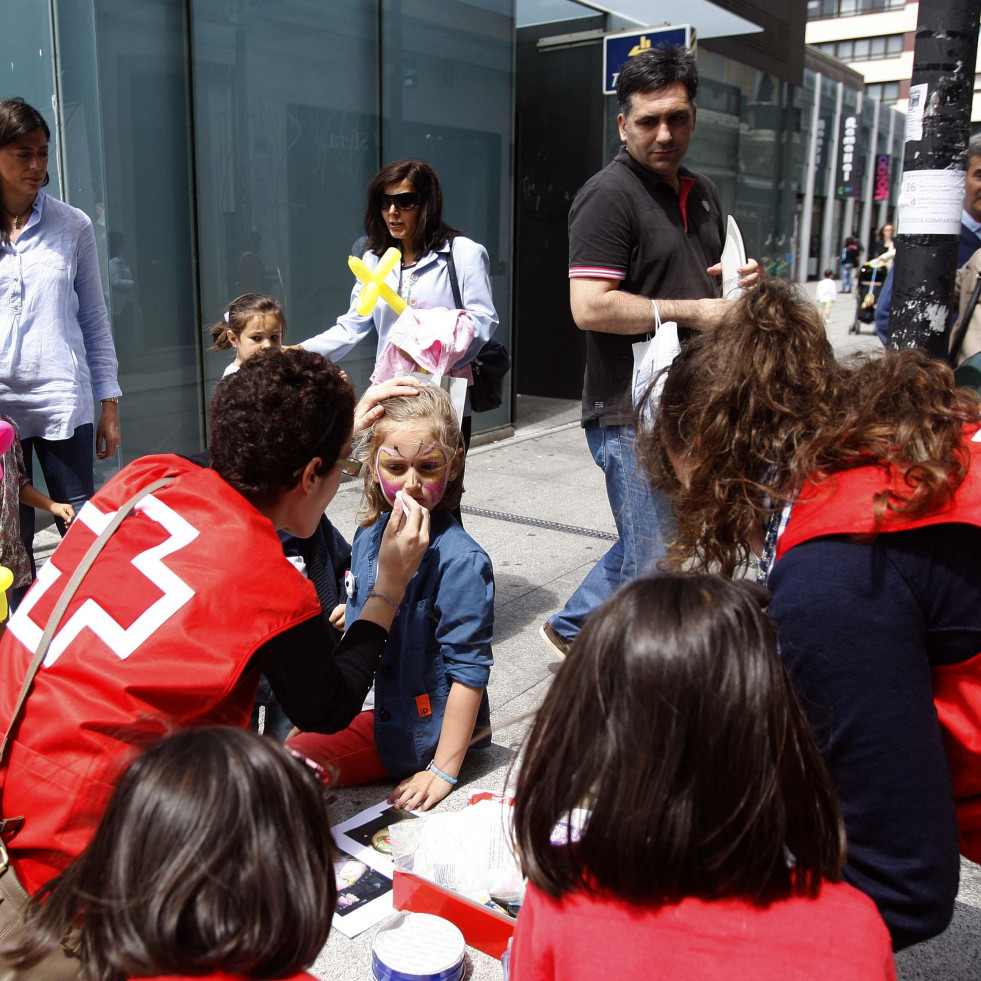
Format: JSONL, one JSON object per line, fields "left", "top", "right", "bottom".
{"left": 905, "top": 83, "right": 927, "bottom": 142}
{"left": 897, "top": 169, "right": 965, "bottom": 235}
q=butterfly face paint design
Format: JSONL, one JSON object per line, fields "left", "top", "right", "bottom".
{"left": 374, "top": 436, "right": 452, "bottom": 510}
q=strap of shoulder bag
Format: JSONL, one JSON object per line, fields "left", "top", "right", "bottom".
{"left": 444, "top": 238, "right": 464, "bottom": 310}
{"left": 0, "top": 476, "right": 175, "bottom": 771}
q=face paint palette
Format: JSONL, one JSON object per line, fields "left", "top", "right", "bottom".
{"left": 371, "top": 911, "right": 466, "bottom": 981}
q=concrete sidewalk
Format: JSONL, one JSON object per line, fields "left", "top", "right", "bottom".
{"left": 29, "top": 281, "right": 981, "bottom": 979}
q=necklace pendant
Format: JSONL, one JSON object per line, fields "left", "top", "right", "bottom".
{"left": 12, "top": 216, "right": 19, "bottom": 229}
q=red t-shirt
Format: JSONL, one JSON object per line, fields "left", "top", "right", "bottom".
{"left": 145, "top": 974, "right": 314, "bottom": 981}
{"left": 511, "top": 881, "right": 895, "bottom": 980}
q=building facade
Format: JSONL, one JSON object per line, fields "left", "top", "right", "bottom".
{"left": 797, "top": 46, "right": 906, "bottom": 282}
{"left": 2, "top": 1, "right": 910, "bottom": 454}
{"left": 806, "top": 1, "right": 981, "bottom": 124}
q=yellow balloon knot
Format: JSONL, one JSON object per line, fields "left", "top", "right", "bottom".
{"left": 347, "top": 247, "right": 407, "bottom": 317}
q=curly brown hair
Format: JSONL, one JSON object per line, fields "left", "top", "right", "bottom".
{"left": 639, "top": 278, "right": 981, "bottom": 576}
{"left": 209, "top": 348, "right": 354, "bottom": 508}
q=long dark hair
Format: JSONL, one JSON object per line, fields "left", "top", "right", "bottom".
{"left": 0, "top": 97, "right": 51, "bottom": 247}
{"left": 640, "top": 277, "right": 981, "bottom": 576}
{"left": 15, "top": 727, "right": 337, "bottom": 981}
{"left": 363, "top": 159, "right": 460, "bottom": 259}
{"left": 513, "top": 574, "right": 845, "bottom": 904}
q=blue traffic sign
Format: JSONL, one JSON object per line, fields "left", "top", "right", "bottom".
{"left": 603, "top": 25, "right": 694, "bottom": 95}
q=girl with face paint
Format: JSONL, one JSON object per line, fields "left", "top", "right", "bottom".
{"left": 287, "top": 384, "right": 494, "bottom": 811}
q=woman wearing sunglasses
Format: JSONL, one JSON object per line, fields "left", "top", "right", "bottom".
{"left": 300, "top": 159, "right": 498, "bottom": 447}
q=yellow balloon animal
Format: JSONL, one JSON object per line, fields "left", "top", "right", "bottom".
{"left": 0, "top": 565, "right": 13, "bottom": 622}
{"left": 348, "top": 247, "right": 407, "bottom": 317}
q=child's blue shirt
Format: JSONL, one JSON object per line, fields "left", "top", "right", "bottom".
{"left": 345, "top": 510, "right": 494, "bottom": 778}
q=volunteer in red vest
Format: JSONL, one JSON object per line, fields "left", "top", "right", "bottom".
{"left": 0, "top": 348, "right": 430, "bottom": 899}
{"left": 640, "top": 277, "right": 981, "bottom": 951}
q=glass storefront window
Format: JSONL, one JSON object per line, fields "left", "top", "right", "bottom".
{"left": 94, "top": 0, "right": 200, "bottom": 463}
{"left": 380, "top": 0, "right": 514, "bottom": 429}
{"left": 191, "top": 0, "right": 380, "bottom": 401}
{"left": 0, "top": 9, "right": 59, "bottom": 197}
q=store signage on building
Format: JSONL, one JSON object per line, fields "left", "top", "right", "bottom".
{"left": 603, "top": 25, "right": 694, "bottom": 95}
{"left": 874, "top": 154, "right": 891, "bottom": 201}
{"left": 854, "top": 154, "right": 866, "bottom": 191}
{"left": 836, "top": 115, "right": 859, "bottom": 199}
{"left": 814, "top": 115, "right": 831, "bottom": 186}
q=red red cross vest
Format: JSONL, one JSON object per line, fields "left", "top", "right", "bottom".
{"left": 0, "top": 455, "right": 322, "bottom": 894}
{"left": 776, "top": 427, "right": 981, "bottom": 864}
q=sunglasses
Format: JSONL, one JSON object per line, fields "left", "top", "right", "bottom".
{"left": 336, "top": 456, "right": 363, "bottom": 478}
{"left": 380, "top": 192, "right": 421, "bottom": 211}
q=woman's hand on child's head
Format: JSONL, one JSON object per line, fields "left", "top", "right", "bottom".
{"left": 52, "top": 502, "right": 75, "bottom": 527}
{"left": 388, "top": 769, "right": 453, "bottom": 811}
{"left": 375, "top": 490, "right": 429, "bottom": 597}
{"left": 353, "top": 378, "right": 420, "bottom": 434}
{"left": 329, "top": 603, "right": 346, "bottom": 631}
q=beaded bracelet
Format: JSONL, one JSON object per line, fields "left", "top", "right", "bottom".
{"left": 366, "top": 590, "right": 400, "bottom": 613}
{"left": 426, "top": 759, "right": 457, "bottom": 785}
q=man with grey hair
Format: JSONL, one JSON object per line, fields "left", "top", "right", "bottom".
{"left": 540, "top": 45, "right": 757, "bottom": 656}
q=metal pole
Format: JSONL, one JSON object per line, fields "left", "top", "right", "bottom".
{"left": 820, "top": 81, "right": 844, "bottom": 277}
{"left": 798, "top": 71, "right": 822, "bottom": 282}
{"left": 889, "top": 0, "right": 981, "bottom": 354}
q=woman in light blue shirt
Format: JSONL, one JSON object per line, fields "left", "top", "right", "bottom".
{"left": 299, "top": 159, "right": 498, "bottom": 449}
{"left": 0, "top": 99, "right": 121, "bottom": 587}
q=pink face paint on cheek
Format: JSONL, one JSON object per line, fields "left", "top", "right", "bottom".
{"left": 422, "top": 473, "right": 448, "bottom": 505}
{"left": 375, "top": 446, "right": 402, "bottom": 506}
{"left": 378, "top": 476, "right": 401, "bottom": 505}
{"left": 413, "top": 444, "right": 450, "bottom": 506}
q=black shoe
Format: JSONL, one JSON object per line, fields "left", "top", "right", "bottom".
{"left": 540, "top": 622, "right": 572, "bottom": 659}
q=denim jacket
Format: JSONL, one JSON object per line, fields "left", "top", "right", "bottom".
{"left": 346, "top": 511, "right": 494, "bottom": 777}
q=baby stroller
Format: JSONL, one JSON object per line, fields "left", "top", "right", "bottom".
{"left": 849, "top": 261, "right": 888, "bottom": 335}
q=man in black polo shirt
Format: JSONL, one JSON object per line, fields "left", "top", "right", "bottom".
{"left": 541, "top": 46, "right": 757, "bottom": 656}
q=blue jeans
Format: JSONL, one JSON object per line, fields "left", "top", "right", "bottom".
{"left": 841, "top": 263, "right": 855, "bottom": 292}
{"left": 14, "top": 424, "right": 95, "bottom": 605}
{"left": 548, "top": 421, "right": 676, "bottom": 641}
